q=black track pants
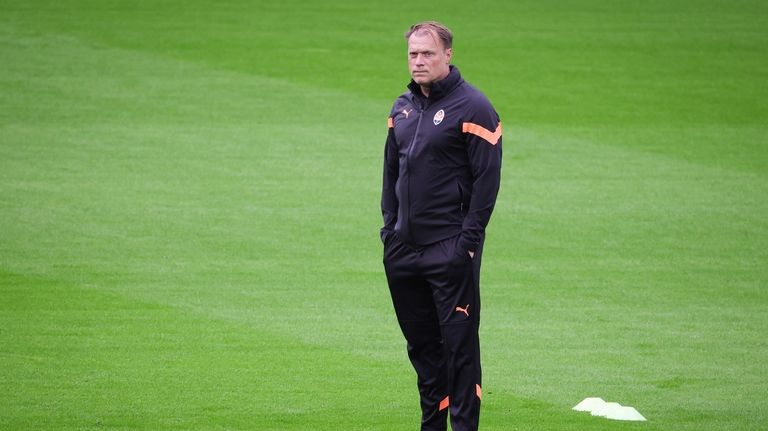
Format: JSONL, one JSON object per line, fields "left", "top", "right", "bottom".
{"left": 383, "top": 232, "right": 483, "bottom": 431}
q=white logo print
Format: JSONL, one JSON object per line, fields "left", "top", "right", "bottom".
{"left": 433, "top": 109, "right": 445, "bottom": 125}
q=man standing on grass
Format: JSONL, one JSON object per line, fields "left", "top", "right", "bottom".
{"left": 380, "top": 21, "right": 502, "bottom": 431}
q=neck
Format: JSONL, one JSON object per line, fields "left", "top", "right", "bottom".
{"left": 421, "top": 67, "right": 450, "bottom": 97}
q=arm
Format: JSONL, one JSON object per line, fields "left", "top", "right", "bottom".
{"left": 381, "top": 117, "right": 399, "bottom": 239}
{"left": 459, "top": 105, "right": 502, "bottom": 254}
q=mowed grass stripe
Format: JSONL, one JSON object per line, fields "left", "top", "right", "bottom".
{"left": 0, "top": 25, "right": 382, "bottom": 272}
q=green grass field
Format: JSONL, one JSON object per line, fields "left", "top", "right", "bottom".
{"left": 1, "top": 1, "right": 766, "bottom": 429}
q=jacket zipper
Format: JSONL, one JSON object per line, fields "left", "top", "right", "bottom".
{"left": 405, "top": 107, "right": 424, "bottom": 240}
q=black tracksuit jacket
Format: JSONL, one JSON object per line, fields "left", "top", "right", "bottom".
{"left": 381, "top": 66, "right": 502, "bottom": 254}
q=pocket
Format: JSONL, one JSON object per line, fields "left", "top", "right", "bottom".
{"left": 449, "top": 235, "right": 472, "bottom": 267}
{"left": 381, "top": 229, "right": 395, "bottom": 245}
{"left": 382, "top": 230, "right": 399, "bottom": 252}
{"left": 456, "top": 177, "right": 469, "bottom": 216}
{"left": 382, "top": 231, "right": 401, "bottom": 264}
{"left": 451, "top": 249, "right": 472, "bottom": 266}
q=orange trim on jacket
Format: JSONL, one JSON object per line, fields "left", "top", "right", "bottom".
{"left": 462, "top": 122, "right": 502, "bottom": 145}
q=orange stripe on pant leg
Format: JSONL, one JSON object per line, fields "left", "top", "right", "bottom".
{"left": 439, "top": 396, "right": 450, "bottom": 411}
{"left": 462, "top": 122, "right": 502, "bottom": 145}
{"left": 476, "top": 384, "right": 482, "bottom": 400}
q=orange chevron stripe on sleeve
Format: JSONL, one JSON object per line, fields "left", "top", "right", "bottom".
{"left": 387, "top": 117, "right": 394, "bottom": 128}
{"left": 476, "top": 384, "right": 482, "bottom": 400}
{"left": 462, "top": 122, "right": 502, "bottom": 145}
{"left": 439, "top": 396, "right": 450, "bottom": 411}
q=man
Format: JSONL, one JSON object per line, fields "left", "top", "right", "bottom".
{"left": 380, "top": 21, "right": 502, "bottom": 431}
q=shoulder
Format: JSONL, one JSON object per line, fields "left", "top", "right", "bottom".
{"left": 455, "top": 81, "right": 501, "bottom": 139}
{"left": 458, "top": 81, "right": 497, "bottom": 115}
{"left": 390, "top": 92, "right": 413, "bottom": 116}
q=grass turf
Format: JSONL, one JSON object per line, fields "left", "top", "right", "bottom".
{"left": 1, "top": 0, "right": 766, "bottom": 430}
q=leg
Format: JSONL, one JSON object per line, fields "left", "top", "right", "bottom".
{"left": 384, "top": 238, "right": 450, "bottom": 430}
{"left": 425, "top": 236, "right": 485, "bottom": 431}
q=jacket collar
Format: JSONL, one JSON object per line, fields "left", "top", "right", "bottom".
{"left": 407, "top": 65, "right": 463, "bottom": 102}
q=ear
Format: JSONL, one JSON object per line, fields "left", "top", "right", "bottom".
{"left": 445, "top": 47, "right": 453, "bottom": 63}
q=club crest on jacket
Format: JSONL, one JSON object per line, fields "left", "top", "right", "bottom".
{"left": 433, "top": 109, "right": 445, "bottom": 125}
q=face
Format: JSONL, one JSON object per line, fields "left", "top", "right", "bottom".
{"left": 407, "top": 30, "right": 452, "bottom": 87}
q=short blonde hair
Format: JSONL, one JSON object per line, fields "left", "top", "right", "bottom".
{"left": 404, "top": 21, "right": 453, "bottom": 49}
